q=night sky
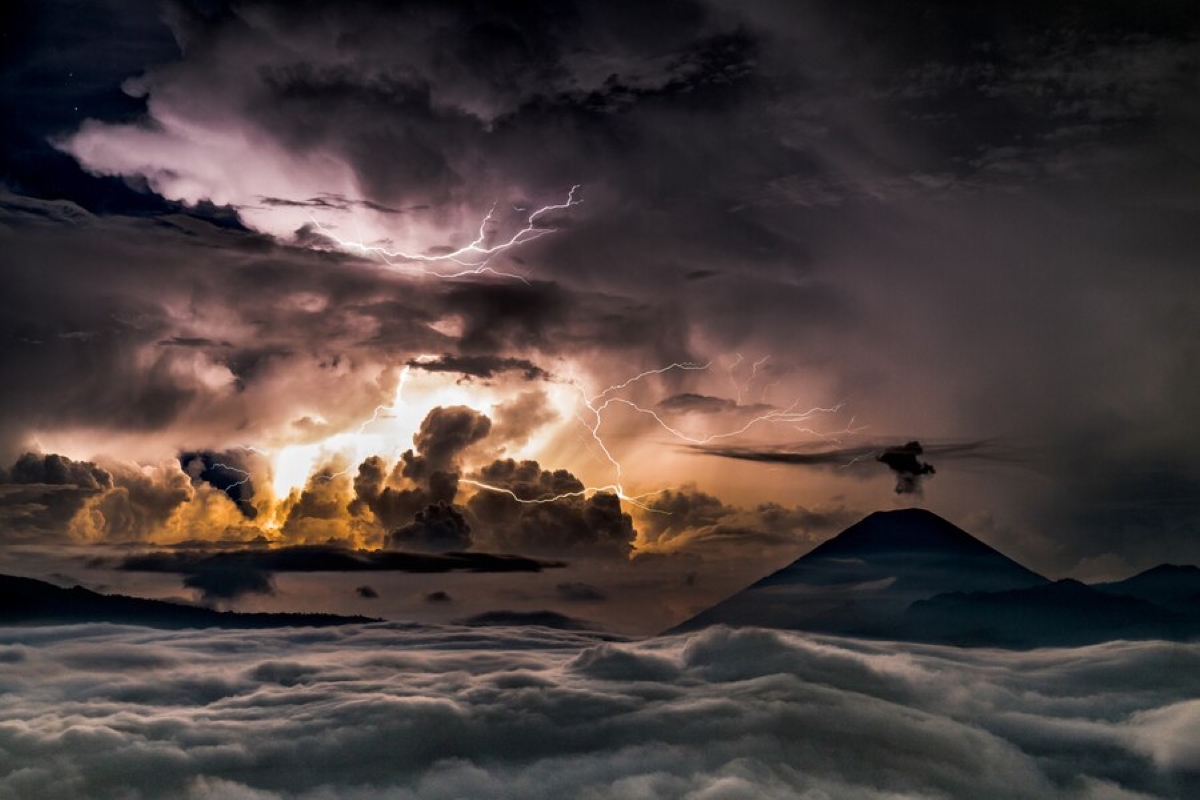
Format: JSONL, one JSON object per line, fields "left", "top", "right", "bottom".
{"left": 2, "top": 0, "right": 1199, "bottom": 628}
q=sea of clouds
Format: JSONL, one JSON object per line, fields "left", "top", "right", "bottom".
{"left": 1, "top": 623, "right": 1197, "bottom": 799}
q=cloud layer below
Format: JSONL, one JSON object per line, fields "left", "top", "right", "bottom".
{"left": 0, "top": 623, "right": 1197, "bottom": 799}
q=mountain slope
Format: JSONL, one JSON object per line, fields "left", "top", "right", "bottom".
{"left": 900, "top": 579, "right": 1199, "bottom": 647}
{"left": 671, "top": 509, "right": 1047, "bottom": 635}
{"left": 1093, "top": 564, "right": 1200, "bottom": 615}
{"left": 0, "top": 574, "right": 376, "bottom": 628}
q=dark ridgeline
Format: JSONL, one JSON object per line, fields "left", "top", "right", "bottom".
{"left": 671, "top": 509, "right": 1200, "bottom": 647}
{"left": 904, "top": 579, "right": 1192, "bottom": 647}
{"left": 1092, "top": 564, "right": 1200, "bottom": 613}
{"left": 0, "top": 574, "right": 377, "bottom": 628}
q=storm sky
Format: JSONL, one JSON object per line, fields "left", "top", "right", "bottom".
{"left": 2, "top": 0, "right": 1199, "bottom": 630}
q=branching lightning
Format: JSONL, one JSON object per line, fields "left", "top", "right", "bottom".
{"left": 206, "top": 462, "right": 252, "bottom": 505}
{"left": 726, "top": 353, "right": 773, "bottom": 405}
{"left": 173, "top": 173, "right": 866, "bottom": 529}
{"left": 467, "top": 360, "right": 856, "bottom": 512}
{"left": 727, "top": 353, "right": 744, "bottom": 404}
{"left": 307, "top": 186, "right": 582, "bottom": 280}
{"left": 209, "top": 463, "right": 250, "bottom": 488}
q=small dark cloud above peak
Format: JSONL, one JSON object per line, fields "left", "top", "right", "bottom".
{"left": 878, "top": 441, "right": 936, "bottom": 495}
{"left": 693, "top": 439, "right": 1020, "bottom": 498}
{"left": 355, "top": 585, "right": 379, "bottom": 599}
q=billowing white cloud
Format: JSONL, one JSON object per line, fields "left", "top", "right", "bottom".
{"left": 0, "top": 623, "right": 1195, "bottom": 799}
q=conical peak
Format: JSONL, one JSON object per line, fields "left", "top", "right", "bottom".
{"left": 806, "top": 508, "right": 994, "bottom": 559}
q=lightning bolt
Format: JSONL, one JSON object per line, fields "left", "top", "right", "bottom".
{"left": 792, "top": 415, "right": 869, "bottom": 446}
{"left": 301, "top": 365, "right": 416, "bottom": 486}
{"left": 307, "top": 186, "right": 582, "bottom": 280}
{"left": 458, "top": 479, "right": 667, "bottom": 512}
{"left": 461, "top": 360, "right": 853, "bottom": 513}
{"left": 207, "top": 462, "right": 252, "bottom": 505}
{"left": 726, "top": 353, "right": 772, "bottom": 405}
{"left": 229, "top": 358, "right": 854, "bottom": 521}
{"left": 727, "top": 353, "right": 744, "bottom": 404}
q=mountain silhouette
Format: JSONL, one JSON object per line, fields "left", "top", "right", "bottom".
{"left": 670, "top": 509, "right": 1200, "bottom": 647}
{"left": 0, "top": 574, "right": 376, "bottom": 628}
{"left": 671, "top": 509, "right": 1046, "bottom": 636}
{"left": 1092, "top": 564, "right": 1200, "bottom": 614}
{"left": 902, "top": 578, "right": 1198, "bottom": 647}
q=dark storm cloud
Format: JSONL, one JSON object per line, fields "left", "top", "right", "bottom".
{"left": 877, "top": 441, "right": 936, "bottom": 495}
{"left": 656, "top": 393, "right": 740, "bottom": 414}
{"left": 0, "top": 192, "right": 650, "bottom": 464}
{"left": 0, "top": 0, "right": 179, "bottom": 214}
{"left": 467, "top": 458, "right": 636, "bottom": 557}
{"left": 114, "top": 543, "right": 561, "bottom": 601}
{"left": 407, "top": 406, "right": 492, "bottom": 477}
{"left": 3, "top": 452, "right": 110, "bottom": 490}
{"left": 182, "top": 563, "right": 276, "bottom": 603}
{"left": 386, "top": 501, "right": 473, "bottom": 553}
{"left": 156, "top": 336, "right": 232, "bottom": 348}
{"left": 0, "top": 195, "right": 382, "bottom": 458}
{"left": 348, "top": 406, "right": 493, "bottom": 546}
{"left": 58, "top": 0, "right": 760, "bottom": 219}
{"left": 0, "top": 451, "right": 208, "bottom": 544}
{"left": 490, "top": 390, "right": 559, "bottom": 449}
{"left": 180, "top": 450, "right": 257, "bottom": 518}
{"left": 350, "top": 455, "right": 436, "bottom": 531}
{"left": 693, "top": 439, "right": 1020, "bottom": 493}
{"left": 440, "top": 282, "right": 572, "bottom": 355}
{"left": 0, "top": 453, "right": 111, "bottom": 540}
{"left": 116, "top": 545, "right": 558, "bottom": 575}
{"left": 1, "top": 623, "right": 1198, "bottom": 798}
{"left": 406, "top": 354, "right": 548, "bottom": 381}
{"left": 80, "top": 459, "right": 195, "bottom": 541}
{"left": 643, "top": 485, "right": 735, "bottom": 535}
{"left": 257, "top": 194, "right": 403, "bottom": 214}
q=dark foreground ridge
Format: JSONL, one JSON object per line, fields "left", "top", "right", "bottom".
{"left": 0, "top": 574, "right": 378, "bottom": 628}
{"left": 671, "top": 509, "right": 1200, "bottom": 647}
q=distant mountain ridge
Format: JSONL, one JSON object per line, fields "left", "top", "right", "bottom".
{"left": 671, "top": 509, "right": 1200, "bottom": 647}
{"left": 903, "top": 578, "right": 1196, "bottom": 647}
{"left": 0, "top": 574, "right": 376, "bottom": 628}
{"left": 1093, "top": 564, "right": 1200, "bottom": 613}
